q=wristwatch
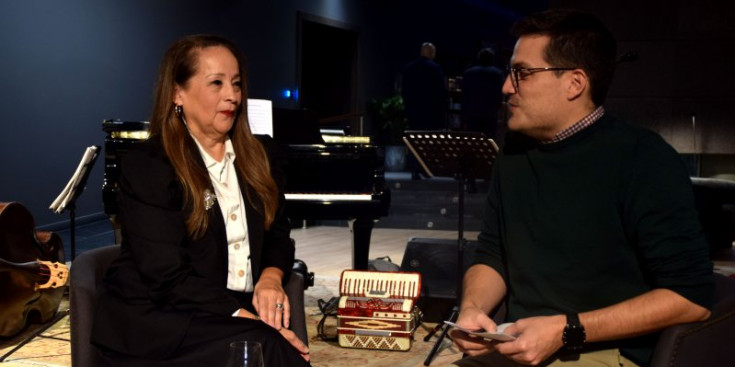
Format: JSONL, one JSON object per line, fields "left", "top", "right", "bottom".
{"left": 562, "top": 313, "right": 586, "bottom": 351}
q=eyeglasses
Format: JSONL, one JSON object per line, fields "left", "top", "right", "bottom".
{"left": 506, "top": 66, "right": 575, "bottom": 94}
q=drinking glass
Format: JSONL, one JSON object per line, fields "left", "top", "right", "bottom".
{"left": 225, "top": 341, "right": 264, "bottom": 367}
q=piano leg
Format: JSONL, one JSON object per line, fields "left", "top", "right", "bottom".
{"left": 350, "top": 217, "right": 374, "bottom": 270}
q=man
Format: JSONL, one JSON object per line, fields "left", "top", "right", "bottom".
{"left": 451, "top": 9, "right": 713, "bottom": 367}
{"left": 461, "top": 47, "right": 505, "bottom": 192}
{"left": 461, "top": 48, "right": 504, "bottom": 139}
{"left": 401, "top": 42, "right": 447, "bottom": 131}
{"left": 401, "top": 42, "right": 448, "bottom": 179}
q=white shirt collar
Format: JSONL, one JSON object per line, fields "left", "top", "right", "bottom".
{"left": 191, "top": 135, "right": 236, "bottom": 168}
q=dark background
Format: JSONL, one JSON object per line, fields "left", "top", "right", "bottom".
{"left": 1, "top": 0, "right": 733, "bottom": 229}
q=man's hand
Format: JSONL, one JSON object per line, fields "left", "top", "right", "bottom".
{"left": 493, "top": 314, "right": 565, "bottom": 365}
{"left": 451, "top": 306, "right": 502, "bottom": 356}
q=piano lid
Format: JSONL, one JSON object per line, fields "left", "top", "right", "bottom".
{"left": 272, "top": 108, "right": 324, "bottom": 145}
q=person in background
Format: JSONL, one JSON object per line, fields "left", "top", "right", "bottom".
{"left": 460, "top": 47, "right": 505, "bottom": 192}
{"left": 451, "top": 9, "right": 713, "bottom": 367}
{"left": 91, "top": 34, "right": 310, "bottom": 366}
{"left": 401, "top": 42, "right": 448, "bottom": 179}
{"left": 461, "top": 47, "right": 504, "bottom": 139}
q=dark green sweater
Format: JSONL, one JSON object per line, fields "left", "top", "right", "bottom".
{"left": 473, "top": 114, "right": 714, "bottom": 365}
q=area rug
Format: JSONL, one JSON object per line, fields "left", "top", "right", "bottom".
{"left": 306, "top": 307, "right": 460, "bottom": 367}
{"left": 0, "top": 302, "right": 71, "bottom": 366}
{"left": 0, "top": 276, "right": 462, "bottom": 367}
{"left": 5, "top": 269, "right": 735, "bottom": 367}
{"left": 304, "top": 275, "right": 462, "bottom": 367}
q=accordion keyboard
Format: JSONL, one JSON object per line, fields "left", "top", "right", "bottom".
{"left": 339, "top": 271, "right": 420, "bottom": 299}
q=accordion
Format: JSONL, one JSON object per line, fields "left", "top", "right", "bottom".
{"left": 337, "top": 270, "right": 422, "bottom": 351}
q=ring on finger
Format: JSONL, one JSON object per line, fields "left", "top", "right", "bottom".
{"left": 275, "top": 302, "right": 284, "bottom": 310}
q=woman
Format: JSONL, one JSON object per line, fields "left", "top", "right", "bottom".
{"left": 91, "top": 34, "right": 310, "bottom": 366}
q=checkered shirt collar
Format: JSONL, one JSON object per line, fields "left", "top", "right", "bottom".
{"left": 543, "top": 106, "right": 605, "bottom": 144}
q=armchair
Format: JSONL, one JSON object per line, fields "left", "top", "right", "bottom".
{"left": 649, "top": 272, "right": 735, "bottom": 367}
{"left": 70, "top": 245, "right": 310, "bottom": 367}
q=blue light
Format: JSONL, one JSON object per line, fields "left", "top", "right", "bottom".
{"left": 281, "top": 88, "right": 299, "bottom": 101}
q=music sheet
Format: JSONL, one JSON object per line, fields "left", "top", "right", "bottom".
{"left": 247, "top": 99, "right": 273, "bottom": 137}
{"left": 49, "top": 145, "right": 100, "bottom": 214}
{"left": 402, "top": 131, "right": 498, "bottom": 179}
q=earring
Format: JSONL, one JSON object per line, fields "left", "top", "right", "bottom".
{"left": 174, "top": 105, "right": 183, "bottom": 117}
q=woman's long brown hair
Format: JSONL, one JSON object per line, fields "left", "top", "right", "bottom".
{"left": 149, "top": 34, "right": 278, "bottom": 238}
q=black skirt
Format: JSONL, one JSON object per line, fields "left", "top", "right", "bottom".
{"left": 97, "top": 291, "right": 310, "bottom": 367}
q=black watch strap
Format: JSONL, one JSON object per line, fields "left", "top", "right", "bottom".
{"left": 563, "top": 313, "right": 586, "bottom": 351}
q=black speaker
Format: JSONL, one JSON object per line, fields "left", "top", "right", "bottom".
{"left": 399, "top": 237, "right": 478, "bottom": 322}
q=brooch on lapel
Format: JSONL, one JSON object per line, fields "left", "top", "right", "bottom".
{"left": 204, "top": 189, "right": 217, "bottom": 210}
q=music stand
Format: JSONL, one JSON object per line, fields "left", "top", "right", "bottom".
{"left": 49, "top": 145, "right": 100, "bottom": 261}
{"left": 402, "top": 131, "right": 498, "bottom": 366}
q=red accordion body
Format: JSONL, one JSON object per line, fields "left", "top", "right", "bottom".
{"left": 337, "top": 270, "right": 422, "bottom": 351}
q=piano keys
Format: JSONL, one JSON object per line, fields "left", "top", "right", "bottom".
{"left": 284, "top": 194, "right": 372, "bottom": 201}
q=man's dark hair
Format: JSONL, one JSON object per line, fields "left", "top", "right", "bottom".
{"left": 512, "top": 9, "right": 617, "bottom": 106}
{"left": 477, "top": 48, "right": 495, "bottom": 66}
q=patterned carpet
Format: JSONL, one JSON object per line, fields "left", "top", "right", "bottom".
{"left": 0, "top": 276, "right": 462, "bottom": 367}
{"left": 0, "top": 298, "right": 71, "bottom": 366}
{"left": 4, "top": 268, "right": 733, "bottom": 366}
{"left": 301, "top": 276, "right": 462, "bottom": 367}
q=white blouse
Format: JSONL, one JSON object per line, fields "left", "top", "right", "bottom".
{"left": 192, "top": 136, "right": 253, "bottom": 293}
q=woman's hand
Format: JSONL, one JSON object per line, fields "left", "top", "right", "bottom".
{"left": 235, "top": 308, "right": 309, "bottom": 362}
{"left": 253, "top": 267, "right": 289, "bottom": 330}
{"left": 279, "top": 327, "right": 310, "bottom": 362}
{"left": 234, "top": 308, "right": 260, "bottom": 320}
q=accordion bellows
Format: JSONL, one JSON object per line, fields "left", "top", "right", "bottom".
{"left": 337, "top": 270, "right": 422, "bottom": 351}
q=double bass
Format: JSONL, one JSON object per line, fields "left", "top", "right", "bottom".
{"left": 0, "top": 202, "right": 68, "bottom": 337}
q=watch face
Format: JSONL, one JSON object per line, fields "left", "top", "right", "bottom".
{"left": 563, "top": 324, "right": 586, "bottom": 350}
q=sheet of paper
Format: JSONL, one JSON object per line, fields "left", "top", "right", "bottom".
{"left": 444, "top": 321, "right": 516, "bottom": 342}
{"left": 247, "top": 99, "right": 273, "bottom": 137}
{"left": 50, "top": 145, "right": 100, "bottom": 213}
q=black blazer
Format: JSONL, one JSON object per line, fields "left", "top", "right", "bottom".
{"left": 91, "top": 135, "right": 293, "bottom": 359}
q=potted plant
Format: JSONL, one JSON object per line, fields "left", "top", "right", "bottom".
{"left": 371, "top": 93, "right": 408, "bottom": 171}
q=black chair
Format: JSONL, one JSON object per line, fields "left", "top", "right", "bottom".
{"left": 70, "top": 245, "right": 310, "bottom": 367}
{"left": 486, "top": 273, "right": 735, "bottom": 366}
{"left": 649, "top": 272, "right": 735, "bottom": 367}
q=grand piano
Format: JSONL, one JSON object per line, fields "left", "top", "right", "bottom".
{"left": 102, "top": 111, "right": 390, "bottom": 270}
